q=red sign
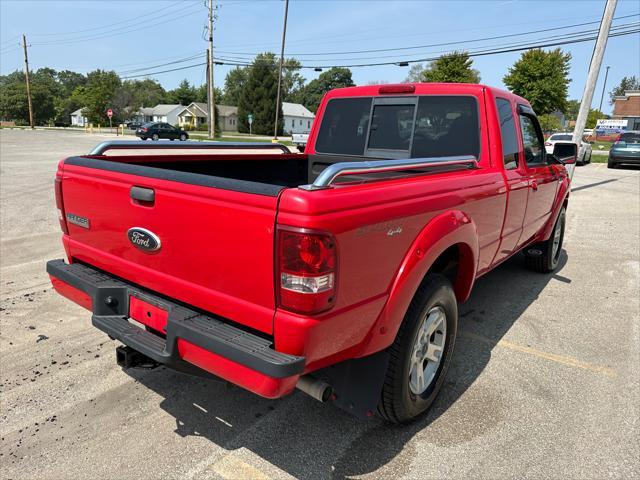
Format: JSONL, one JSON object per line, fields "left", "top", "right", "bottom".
{"left": 107, "top": 108, "right": 113, "bottom": 118}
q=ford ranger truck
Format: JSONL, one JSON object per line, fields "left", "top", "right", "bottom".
{"left": 47, "top": 83, "right": 576, "bottom": 423}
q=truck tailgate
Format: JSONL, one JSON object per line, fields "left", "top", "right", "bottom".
{"left": 60, "top": 158, "right": 281, "bottom": 334}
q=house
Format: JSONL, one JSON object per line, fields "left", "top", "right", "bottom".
{"left": 175, "top": 103, "right": 239, "bottom": 132}
{"left": 612, "top": 90, "right": 640, "bottom": 131}
{"left": 132, "top": 104, "right": 183, "bottom": 125}
{"left": 70, "top": 108, "right": 88, "bottom": 127}
{"left": 282, "top": 102, "right": 315, "bottom": 135}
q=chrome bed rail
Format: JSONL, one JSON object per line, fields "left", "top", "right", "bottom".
{"left": 299, "top": 155, "right": 478, "bottom": 190}
{"left": 88, "top": 140, "right": 291, "bottom": 156}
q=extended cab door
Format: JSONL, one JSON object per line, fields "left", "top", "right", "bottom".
{"left": 493, "top": 97, "right": 529, "bottom": 264}
{"left": 517, "top": 105, "right": 560, "bottom": 242}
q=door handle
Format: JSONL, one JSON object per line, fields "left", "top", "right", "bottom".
{"left": 130, "top": 186, "right": 155, "bottom": 203}
{"left": 529, "top": 180, "right": 538, "bottom": 191}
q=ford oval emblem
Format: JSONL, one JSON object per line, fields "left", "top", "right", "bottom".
{"left": 127, "top": 227, "right": 161, "bottom": 253}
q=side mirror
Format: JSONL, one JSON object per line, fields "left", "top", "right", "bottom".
{"left": 552, "top": 142, "right": 577, "bottom": 165}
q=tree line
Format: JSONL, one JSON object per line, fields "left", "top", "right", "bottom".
{"left": 1, "top": 48, "right": 636, "bottom": 134}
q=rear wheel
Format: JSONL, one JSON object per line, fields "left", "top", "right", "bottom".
{"left": 180, "top": 133, "right": 187, "bottom": 141}
{"left": 151, "top": 133, "right": 159, "bottom": 141}
{"left": 525, "top": 207, "right": 566, "bottom": 273}
{"left": 377, "top": 274, "right": 457, "bottom": 424}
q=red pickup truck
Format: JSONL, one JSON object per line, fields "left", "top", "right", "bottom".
{"left": 47, "top": 83, "right": 576, "bottom": 423}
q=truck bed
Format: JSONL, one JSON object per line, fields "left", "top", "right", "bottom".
{"left": 70, "top": 153, "right": 309, "bottom": 195}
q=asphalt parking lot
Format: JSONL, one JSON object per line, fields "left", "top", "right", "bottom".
{"left": 1, "top": 128, "right": 639, "bottom": 479}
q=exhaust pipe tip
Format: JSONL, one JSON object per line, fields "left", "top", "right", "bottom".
{"left": 296, "top": 375, "right": 333, "bottom": 403}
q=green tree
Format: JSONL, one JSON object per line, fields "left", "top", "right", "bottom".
{"left": 295, "top": 67, "right": 355, "bottom": 112}
{"left": 56, "top": 70, "right": 86, "bottom": 97}
{"left": 609, "top": 75, "right": 640, "bottom": 105}
{"left": 194, "top": 84, "right": 222, "bottom": 104}
{"left": 0, "top": 69, "right": 57, "bottom": 125}
{"left": 222, "top": 67, "right": 248, "bottom": 106}
{"left": 404, "top": 63, "right": 426, "bottom": 82}
{"left": 73, "top": 70, "right": 121, "bottom": 124}
{"left": 538, "top": 113, "right": 561, "bottom": 133}
{"left": 564, "top": 99, "right": 580, "bottom": 121}
{"left": 237, "top": 53, "right": 283, "bottom": 135}
{"left": 166, "top": 79, "right": 197, "bottom": 105}
{"left": 586, "top": 108, "right": 607, "bottom": 129}
{"left": 503, "top": 48, "right": 572, "bottom": 115}
{"left": 422, "top": 51, "right": 480, "bottom": 83}
{"left": 282, "top": 58, "right": 306, "bottom": 102}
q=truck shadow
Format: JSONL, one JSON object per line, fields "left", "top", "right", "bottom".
{"left": 124, "top": 250, "right": 568, "bottom": 480}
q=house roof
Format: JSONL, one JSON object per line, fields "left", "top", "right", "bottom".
{"left": 283, "top": 102, "right": 314, "bottom": 118}
{"left": 70, "top": 108, "right": 85, "bottom": 116}
{"left": 177, "top": 103, "right": 238, "bottom": 117}
{"left": 150, "top": 104, "right": 182, "bottom": 115}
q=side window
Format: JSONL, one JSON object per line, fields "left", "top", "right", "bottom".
{"left": 519, "top": 115, "right": 545, "bottom": 165}
{"left": 496, "top": 98, "right": 519, "bottom": 169}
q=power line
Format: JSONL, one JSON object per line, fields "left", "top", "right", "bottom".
{"left": 118, "top": 26, "right": 639, "bottom": 78}
{"left": 215, "top": 13, "right": 640, "bottom": 57}
{"left": 117, "top": 53, "right": 203, "bottom": 75}
{"left": 213, "top": 22, "right": 639, "bottom": 63}
{"left": 30, "top": 4, "right": 203, "bottom": 46}
{"left": 29, "top": 0, "right": 187, "bottom": 37}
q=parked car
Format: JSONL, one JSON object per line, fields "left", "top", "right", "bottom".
{"left": 47, "top": 83, "right": 575, "bottom": 423}
{"left": 608, "top": 131, "right": 640, "bottom": 168}
{"left": 292, "top": 132, "right": 310, "bottom": 152}
{"left": 545, "top": 132, "right": 592, "bottom": 165}
{"left": 136, "top": 122, "right": 188, "bottom": 141}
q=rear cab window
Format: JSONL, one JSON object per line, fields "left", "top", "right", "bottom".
{"left": 496, "top": 98, "right": 519, "bottom": 170}
{"left": 314, "top": 95, "right": 480, "bottom": 160}
{"left": 619, "top": 132, "right": 640, "bottom": 143}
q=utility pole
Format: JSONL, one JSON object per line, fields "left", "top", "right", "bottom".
{"left": 573, "top": 0, "right": 617, "bottom": 144}
{"left": 598, "top": 65, "right": 610, "bottom": 112}
{"left": 207, "top": 0, "right": 216, "bottom": 139}
{"left": 273, "top": 0, "right": 289, "bottom": 140}
{"left": 22, "top": 34, "right": 34, "bottom": 130}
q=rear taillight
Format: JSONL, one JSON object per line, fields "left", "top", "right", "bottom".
{"left": 141, "top": 128, "right": 148, "bottom": 132}
{"left": 277, "top": 228, "right": 337, "bottom": 314}
{"left": 54, "top": 174, "right": 68, "bottom": 235}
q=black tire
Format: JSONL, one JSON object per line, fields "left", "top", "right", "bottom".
{"left": 140, "top": 137, "right": 147, "bottom": 141}
{"left": 180, "top": 133, "right": 187, "bottom": 141}
{"left": 587, "top": 151, "right": 592, "bottom": 164}
{"left": 608, "top": 157, "right": 616, "bottom": 169}
{"left": 525, "top": 207, "right": 566, "bottom": 273}
{"left": 151, "top": 133, "right": 159, "bottom": 141}
{"left": 377, "top": 274, "right": 458, "bottom": 424}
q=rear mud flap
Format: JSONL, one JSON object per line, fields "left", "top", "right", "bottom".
{"left": 318, "top": 350, "right": 390, "bottom": 419}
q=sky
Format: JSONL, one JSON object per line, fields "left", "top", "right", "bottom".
{"left": 1, "top": 0, "right": 639, "bottom": 115}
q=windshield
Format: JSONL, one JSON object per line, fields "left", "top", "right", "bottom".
{"left": 550, "top": 134, "right": 572, "bottom": 141}
{"left": 619, "top": 132, "right": 640, "bottom": 143}
{"left": 315, "top": 95, "right": 480, "bottom": 159}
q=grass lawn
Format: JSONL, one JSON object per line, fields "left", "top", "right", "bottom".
{"left": 189, "top": 133, "right": 294, "bottom": 146}
{"left": 590, "top": 140, "right": 613, "bottom": 153}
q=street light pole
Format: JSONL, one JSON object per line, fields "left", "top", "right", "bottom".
{"left": 274, "top": 0, "right": 289, "bottom": 140}
{"left": 573, "top": 0, "right": 617, "bottom": 144}
{"left": 598, "top": 65, "right": 610, "bottom": 112}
